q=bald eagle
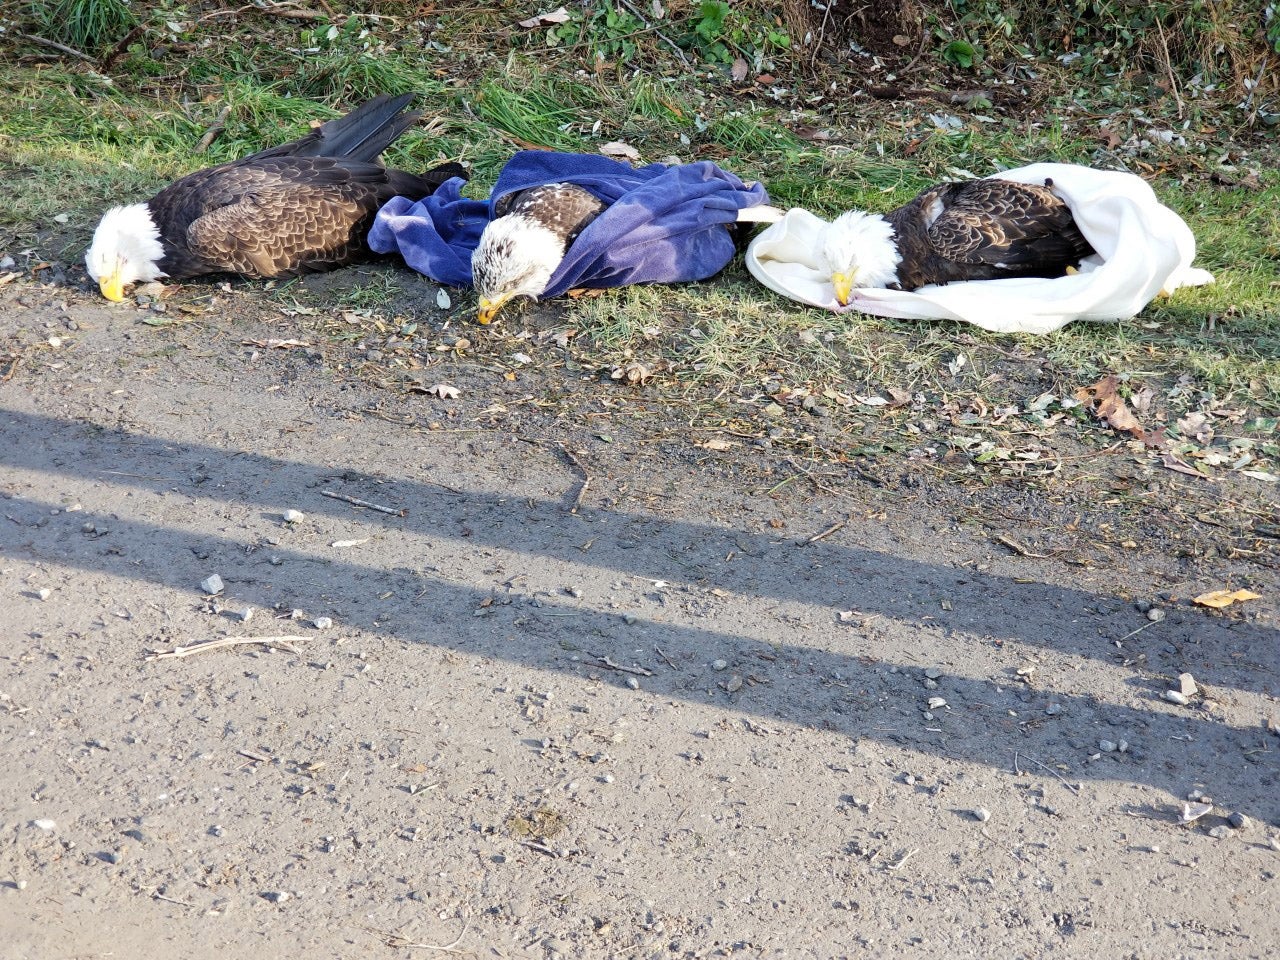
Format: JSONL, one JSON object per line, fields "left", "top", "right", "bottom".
{"left": 823, "top": 178, "right": 1095, "bottom": 302}
{"left": 471, "top": 182, "right": 605, "bottom": 324}
{"left": 85, "top": 93, "right": 464, "bottom": 302}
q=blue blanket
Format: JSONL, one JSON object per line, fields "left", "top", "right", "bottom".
{"left": 368, "top": 150, "right": 769, "bottom": 296}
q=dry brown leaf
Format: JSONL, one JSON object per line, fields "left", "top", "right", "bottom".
{"left": 1074, "top": 375, "right": 1158, "bottom": 444}
{"left": 1193, "top": 588, "right": 1262, "bottom": 610}
{"left": 731, "top": 57, "right": 749, "bottom": 82}
{"left": 698, "top": 438, "right": 735, "bottom": 452}
{"left": 516, "top": 6, "right": 570, "bottom": 28}
{"left": 600, "top": 140, "right": 640, "bottom": 161}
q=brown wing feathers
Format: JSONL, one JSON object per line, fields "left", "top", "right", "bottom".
{"left": 149, "top": 95, "right": 464, "bottom": 280}
{"left": 886, "top": 179, "right": 1094, "bottom": 289}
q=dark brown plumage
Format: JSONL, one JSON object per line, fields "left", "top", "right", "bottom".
{"left": 886, "top": 178, "right": 1094, "bottom": 290}
{"left": 155, "top": 94, "right": 462, "bottom": 278}
{"left": 87, "top": 94, "right": 465, "bottom": 300}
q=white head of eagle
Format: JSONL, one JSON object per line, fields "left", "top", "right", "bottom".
{"left": 85, "top": 203, "right": 167, "bottom": 302}
{"left": 470, "top": 214, "right": 565, "bottom": 325}
{"left": 822, "top": 210, "right": 903, "bottom": 304}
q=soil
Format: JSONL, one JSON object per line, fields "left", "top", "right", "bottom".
{"left": 1, "top": 265, "right": 1278, "bottom": 960}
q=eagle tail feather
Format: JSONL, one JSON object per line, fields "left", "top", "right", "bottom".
{"left": 309, "top": 92, "right": 420, "bottom": 163}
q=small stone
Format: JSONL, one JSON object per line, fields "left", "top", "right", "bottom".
{"left": 972, "top": 807, "right": 991, "bottom": 822}
{"left": 263, "top": 891, "right": 291, "bottom": 904}
{"left": 32, "top": 819, "right": 55, "bottom": 831}
{"left": 311, "top": 616, "right": 333, "bottom": 630}
{"left": 1118, "top": 740, "right": 1129, "bottom": 753}
{"left": 1228, "top": 812, "right": 1249, "bottom": 830}
{"left": 210, "top": 824, "right": 225, "bottom": 837}
{"left": 36, "top": 588, "right": 52, "bottom": 601}
{"left": 602, "top": 774, "right": 614, "bottom": 784}
{"left": 1099, "top": 740, "right": 1117, "bottom": 753}
{"left": 923, "top": 667, "right": 942, "bottom": 680}
{"left": 281, "top": 509, "right": 305, "bottom": 524}
{"left": 1178, "top": 673, "right": 1198, "bottom": 697}
{"left": 711, "top": 659, "right": 728, "bottom": 672}
{"left": 1207, "top": 825, "right": 1232, "bottom": 840}
{"left": 1270, "top": 836, "right": 1280, "bottom": 852}
{"left": 566, "top": 586, "right": 583, "bottom": 599}
{"left": 922, "top": 678, "right": 938, "bottom": 690}
{"left": 1045, "top": 703, "right": 1062, "bottom": 716}
{"left": 625, "top": 677, "right": 640, "bottom": 690}
{"left": 927, "top": 697, "right": 947, "bottom": 710}
{"left": 200, "top": 574, "right": 225, "bottom": 595}
{"left": 1163, "top": 690, "right": 1189, "bottom": 705}
{"left": 1146, "top": 607, "right": 1166, "bottom": 622}
{"left": 233, "top": 607, "right": 254, "bottom": 623}
{"left": 623, "top": 613, "right": 638, "bottom": 625}
{"left": 15, "top": 879, "right": 27, "bottom": 890}
{"left": 0, "top": 255, "right": 13, "bottom": 269}
{"left": 723, "top": 675, "right": 743, "bottom": 693}
{"left": 47, "top": 336, "right": 63, "bottom": 348}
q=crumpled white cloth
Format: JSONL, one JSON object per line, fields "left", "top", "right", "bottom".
{"left": 745, "top": 163, "right": 1214, "bottom": 334}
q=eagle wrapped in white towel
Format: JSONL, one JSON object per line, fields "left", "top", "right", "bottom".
{"left": 745, "top": 163, "right": 1214, "bottom": 335}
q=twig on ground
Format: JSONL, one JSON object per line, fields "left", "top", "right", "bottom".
{"left": 784, "top": 457, "right": 840, "bottom": 495}
{"left": 1153, "top": 17, "right": 1185, "bottom": 119}
{"left": 517, "top": 437, "right": 590, "bottom": 513}
{"left": 805, "top": 519, "right": 847, "bottom": 544}
{"left": 17, "top": 32, "right": 94, "bottom": 62}
{"left": 994, "top": 534, "right": 1049, "bottom": 559}
{"left": 100, "top": 24, "right": 145, "bottom": 69}
{"left": 589, "top": 653, "right": 654, "bottom": 677}
{"left": 152, "top": 891, "right": 194, "bottom": 907}
{"left": 145, "top": 635, "right": 307, "bottom": 661}
{"left": 320, "top": 488, "right": 404, "bottom": 516}
{"left": 519, "top": 840, "right": 560, "bottom": 858}
{"left": 885, "top": 848, "right": 918, "bottom": 871}
{"left": 195, "top": 105, "right": 233, "bottom": 153}
{"left": 559, "top": 446, "right": 591, "bottom": 514}
{"left": 654, "top": 647, "right": 680, "bottom": 670}
{"left": 237, "top": 748, "right": 271, "bottom": 763}
{"left": 1015, "top": 752, "right": 1082, "bottom": 794}
{"left": 1114, "top": 620, "right": 1159, "bottom": 645}
{"left": 378, "top": 916, "right": 471, "bottom": 954}
{"left": 614, "top": 0, "right": 690, "bottom": 66}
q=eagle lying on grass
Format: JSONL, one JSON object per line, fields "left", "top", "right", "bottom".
{"left": 823, "top": 178, "right": 1095, "bottom": 301}
{"left": 471, "top": 182, "right": 605, "bottom": 324}
{"left": 85, "top": 93, "right": 464, "bottom": 302}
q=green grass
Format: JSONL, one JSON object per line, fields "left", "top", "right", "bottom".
{"left": 1, "top": 3, "right": 1277, "bottom": 430}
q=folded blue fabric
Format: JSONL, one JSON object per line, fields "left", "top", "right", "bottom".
{"left": 368, "top": 150, "right": 769, "bottom": 295}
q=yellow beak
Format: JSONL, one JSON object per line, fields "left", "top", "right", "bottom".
{"left": 831, "top": 272, "right": 853, "bottom": 306}
{"left": 476, "top": 294, "right": 510, "bottom": 326}
{"left": 98, "top": 267, "right": 127, "bottom": 303}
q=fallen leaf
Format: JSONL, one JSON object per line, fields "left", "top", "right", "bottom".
{"left": 330, "top": 538, "right": 370, "bottom": 548}
{"left": 698, "top": 438, "right": 734, "bottom": 452}
{"left": 1240, "top": 469, "right": 1278, "bottom": 482}
{"left": 731, "top": 57, "right": 749, "bottom": 82}
{"left": 421, "top": 383, "right": 460, "bottom": 399}
{"left": 516, "top": 6, "right": 570, "bottom": 28}
{"left": 600, "top": 140, "right": 640, "bottom": 161}
{"left": 855, "top": 395, "right": 888, "bottom": 407}
{"left": 755, "top": 74, "right": 776, "bottom": 85}
{"left": 1193, "top": 588, "right": 1262, "bottom": 610}
{"left": 436, "top": 288, "right": 451, "bottom": 309}
{"left": 1160, "top": 452, "right": 1208, "bottom": 478}
{"left": 886, "top": 386, "right": 913, "bottom": 407}
{"left": 1075, "top": 375, "right": 1158, "bottom": 444}
{"left": 792, "top": 124, "right": 831, "bottom": 142}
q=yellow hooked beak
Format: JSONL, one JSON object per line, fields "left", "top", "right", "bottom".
{"left": 831, "top": 271, "right": 853, "bottom": 307}
{"left": 476, "top": 294, "right": 511, "bottom": 326}
{"left": 98, "top": 263, "right": 127, "bottom": 303}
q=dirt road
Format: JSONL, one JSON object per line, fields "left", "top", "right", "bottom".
{"left": 2, "top": 281, "right": 1277, "bottom": 959}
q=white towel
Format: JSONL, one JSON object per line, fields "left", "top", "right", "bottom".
{"left": 745, "top": 163, "right": 1214, "bottom": 335}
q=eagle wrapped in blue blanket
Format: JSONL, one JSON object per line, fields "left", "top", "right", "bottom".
{"left": 368, "top": 150, "right": 775, "bottom": 324}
